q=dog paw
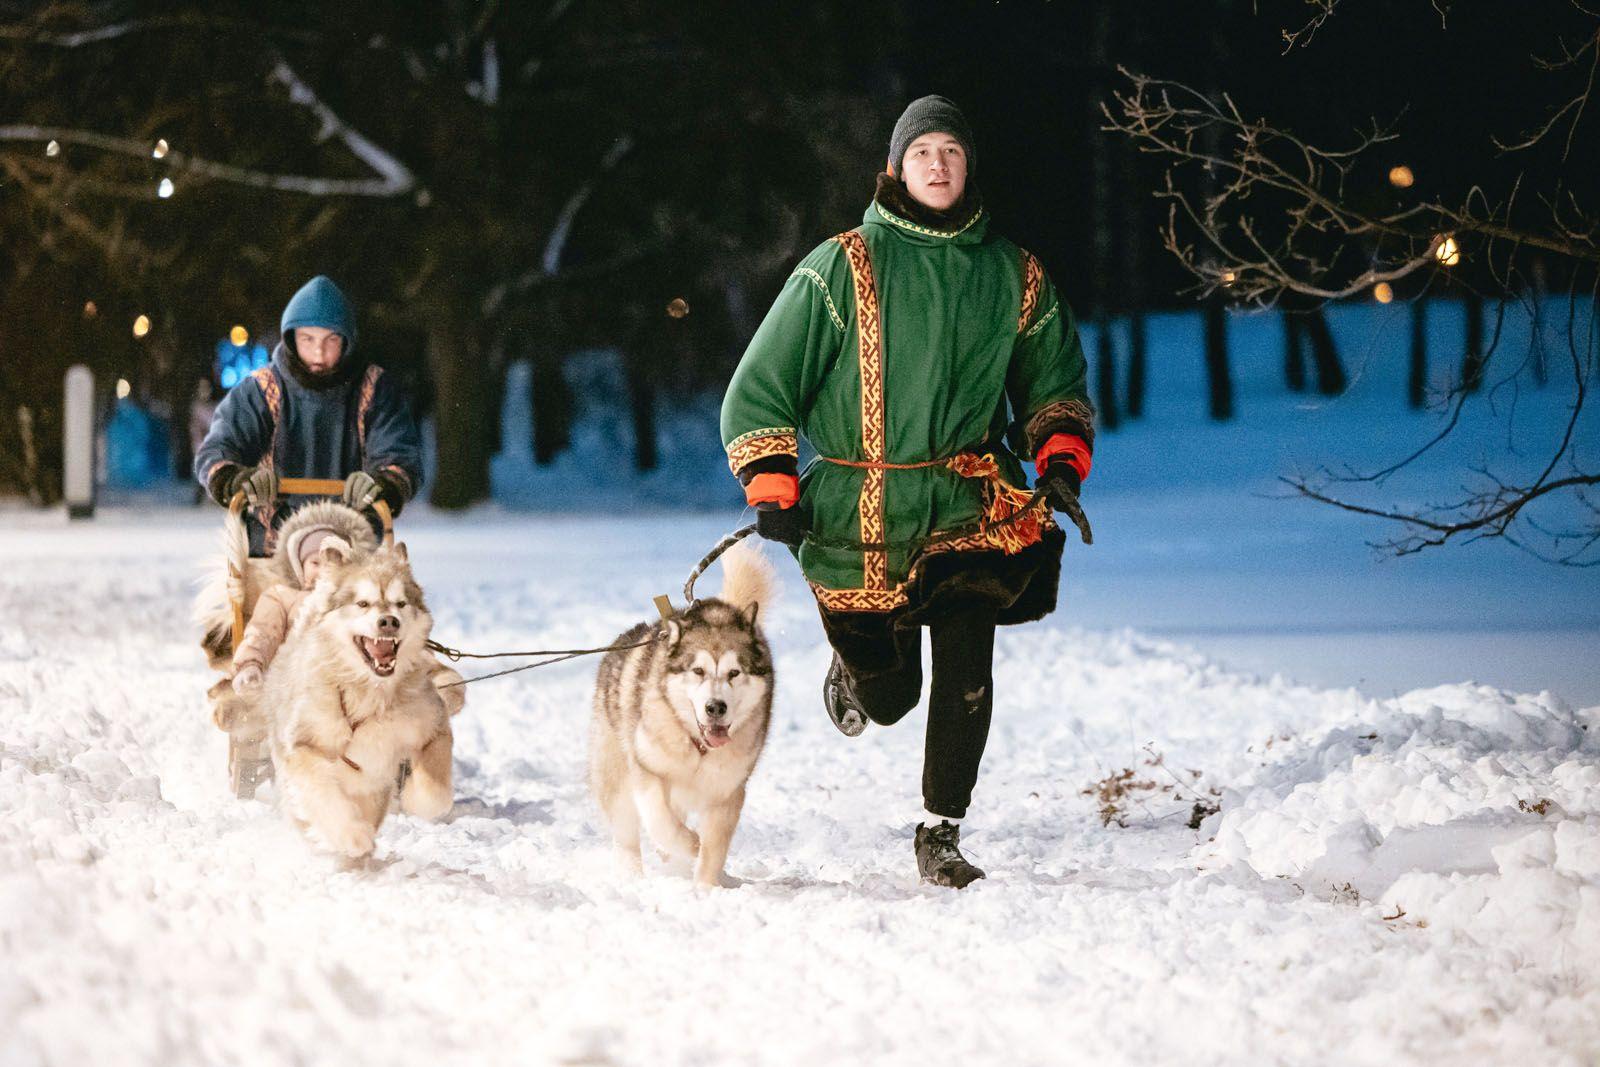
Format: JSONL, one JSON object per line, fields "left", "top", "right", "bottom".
{"left": 320, "top": 819, "right": 376, "bottom": 859}
{"left": 692, "top": 866, "right": 731, "bottom": 890}
{"left": 400, "top": 782, "right": 454, "bottom": 821}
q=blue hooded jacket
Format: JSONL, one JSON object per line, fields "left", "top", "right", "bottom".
{"left": 193, "top": 276, "right": 423, "bottom": 551}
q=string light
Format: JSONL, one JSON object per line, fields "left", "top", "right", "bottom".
{"left": 1433, "top": 235, "right": 1461, "bottom": 267}
{"left": 116, "top": 379, "right": 131, "bottom": 399}
{"left": 157, "top": 178, "right": 174, "bottom": 199}
{"left": 666, "top": 298, "right": 690, "bottom": 319}
{"left": 229, "top": 325, "right": 249, "bottom": 346}
{"left": 83, "top": 300, "right": 99, "bottom": 318}
{"left": 133, "top": 314, "right": 151, "bottom": 338}
{"left": 1388, "top": 165, "right": 1415, "bottom": 189}
{"left": 152, "top": 138, "right": 169, "bottom": 159}
{"left": 1374, "top": 283, "right": 1395, "bottom": 304}
{"left": 45, "top": 140, "right": 60, "bottom": 157}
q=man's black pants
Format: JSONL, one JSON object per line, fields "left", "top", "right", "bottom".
{"left": 824, "top": 603, "right": 998, "bottom": 820}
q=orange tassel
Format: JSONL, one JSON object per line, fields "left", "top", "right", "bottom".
{"left": 946, "top": 453, "right": 1047, "bottom": 555}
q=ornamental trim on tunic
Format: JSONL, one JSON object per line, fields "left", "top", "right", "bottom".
{"left": 833, "top": 229, "right": 889, "bottom": 595}
{"left": 726, "top": 430, "right": 799, "bottom": 475}
{"left": 870, "top": 201, "right": 985, "bottom": 240}
{"left": 792, "top": 268, "right": 847, "bottom": 332}
{"left": 1019, "top": 249, "right": 1044, "bottom": 334}
{"left": 250, "top": 366, "right": 283, "bottom": 550}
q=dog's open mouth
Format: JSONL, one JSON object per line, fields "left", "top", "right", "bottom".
{"left": 701, "top": 723, "right": 731, "bottom": 749}
{"left": 354, "top": 636, "right": 399, "bottom": 676}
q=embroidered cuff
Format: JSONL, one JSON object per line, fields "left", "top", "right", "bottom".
{"left": 726, "top": 428, "right": 798, "bottom": 477}
{"left": 1024, "top": 398, "right": 1096, "bottom": 457}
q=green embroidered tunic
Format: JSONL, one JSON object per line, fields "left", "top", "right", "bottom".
{"left": 720, "top": 196, "right": 1094, "bottom": 612}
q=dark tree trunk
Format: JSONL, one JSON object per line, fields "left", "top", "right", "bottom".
{"left": 530, "top": 348, "right": 573, "bottom": 465}
{"left": 1087, "top": 0, "right": 1118, "bottom": 429}
{"left": 1117, "top": 6, "right": 1148, "bottom": 421}
{"left": 483, "top": 339, "right": 506, "bottom": 456}
{"left": 625, "top": 348, "right": 658, "bottom": 472}
{"left": 1304, "top": 308, "right": 1346, "bottom": 395}
{"left": 1095, "top": 321, "right": 1120, "bottom": 431}
{"left": 1126, "top": 310, "right": 1147, "bottom": 418}
{"left": 1461, "top": 292, "right": 1486, "bottom": 393}
{"left": 1284, "top": 313, "right": 1308, "bottom": 393}
{"left": 1204, "top": 302, "right": 1233, "bottom": 420}
{"left": 426, "top": 320, "right": 493, "bottom": 509}
{"left": 1409, "top": 298, "right": 1428, "bottom": 409}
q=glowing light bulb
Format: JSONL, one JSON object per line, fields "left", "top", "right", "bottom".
{"left": 1374, "top": 283, "right": 1395, "bottom": 304}
{"left": 83, "top": 300, "right": 99, "bottom": 318}
{"left": 1388, "top": 165, "right": 1415, "bottom": 189}
{"left": 152, "top": 138, "right": 169, "bottom": 159}
{"left": 45, "top": 140, "right": 60, "bottom": 157}
{"left": 116, "top": 379, "right": 131, "bottom": 399}
{"left": 230, "top": 325, "right": 249, "bottom": 346}
{"left": 666, "top": 298, "right": 690, "bottom": 319}
{"left": 157, "top": 178, "right": 174, "bottom": 199}
{"left": 1434, "top": 235, "right": 1461, "bottom": 267}
{"left": 133, "top": 314, "right": 151, "bottom": 338}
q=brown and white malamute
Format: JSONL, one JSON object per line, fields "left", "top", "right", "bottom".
{"left": 589, "top": 544, "right": 775, "bottom": 887}
{"left": 263, "top": 541, "right": 454, "bottom": 859}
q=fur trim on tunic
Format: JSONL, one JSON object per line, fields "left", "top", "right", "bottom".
{"left": 872, "top": 172, "right": 983, "bottom": 235}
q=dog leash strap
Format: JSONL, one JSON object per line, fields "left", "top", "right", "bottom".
{"left": 438, "top": 650, "right": 595, "bottom": 688}
{"left": 682, "top": 523, "right": 758, "bottom": 605}
{"left": 425, "top": 636, "right": 655, "bottom": 662}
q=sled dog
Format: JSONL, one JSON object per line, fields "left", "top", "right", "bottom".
{"left": 263, "top": 540, "right": 454, "bottom": 858}
{"left": 589, "top": 543, "right": 775, "bottom": 887}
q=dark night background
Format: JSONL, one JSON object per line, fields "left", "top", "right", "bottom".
{"left": 2, "top": 0, "right": 1593, "bottom": 506}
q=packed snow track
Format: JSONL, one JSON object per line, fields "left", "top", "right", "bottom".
{"left": 2, "top": 511, "right": 1596, "bottom": 1066}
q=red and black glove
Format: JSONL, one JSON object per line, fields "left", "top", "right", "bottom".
{"left": 1035, "top": 434, "right": 1094, "bottom": 545}
{"left": 740, "top": 459, "right": 807, "bottom": 548}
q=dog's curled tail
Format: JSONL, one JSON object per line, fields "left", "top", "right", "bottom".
{"left": 717, "top": 541, "right": 777, "bottom": 617}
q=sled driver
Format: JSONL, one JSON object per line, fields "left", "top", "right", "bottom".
{"left": 721, "top": 95, "right": 1095, "bottom": 887}
{"left": 194, "top": 275, "right": 423, "bottom": 556}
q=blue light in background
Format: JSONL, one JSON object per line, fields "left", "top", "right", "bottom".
{"left": 216, "top": 339, "right": 270, "bottom": 389}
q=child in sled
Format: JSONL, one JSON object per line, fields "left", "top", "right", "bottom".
{"left": 206, "top": 502, "right": 465, "bottom": 734}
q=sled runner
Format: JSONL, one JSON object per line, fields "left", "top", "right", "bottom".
{"left": 220, "top": 478, "right": 393, "bottom": 799}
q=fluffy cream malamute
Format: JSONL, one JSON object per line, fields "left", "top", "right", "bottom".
{"left": 589, "top": 543, "right": 775, "bottom": 887}
{"left": 264, "top": 541, "right": 453, "bottom": 858}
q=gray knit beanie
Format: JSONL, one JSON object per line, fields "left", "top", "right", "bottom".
{"left": 888, "top": 95, "right": 976, "bottom": 178}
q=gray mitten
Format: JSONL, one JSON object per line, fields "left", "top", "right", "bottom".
{"left": 229, "top": 465, "right": 278, "bottom": 508}
{"left": 342, "top": 470, "right": 381, "bottom": 511}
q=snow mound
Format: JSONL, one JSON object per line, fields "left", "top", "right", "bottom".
{"left": 1209, "top": 683, "right": 1600, "bottom": 962}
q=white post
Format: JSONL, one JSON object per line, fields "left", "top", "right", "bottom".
{"left": 63, "top": 365, "right": 95, "bottom": 519}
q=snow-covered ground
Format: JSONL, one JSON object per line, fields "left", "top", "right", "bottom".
{"left": 6, "top": 295, "right": 1598, "bottom": 1064}
{"left": 3, "top": 506, "right": 1598, "bottom": 1066}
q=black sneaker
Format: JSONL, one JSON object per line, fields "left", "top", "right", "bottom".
{"left": 823, "top": 653, "right": 869, "bottom": 737}
{"left": 915, "top": 820, "right": 986, "bottom": 888}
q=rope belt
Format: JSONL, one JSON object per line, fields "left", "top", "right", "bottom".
{"left": 806, "top": 450, "right": 1052, "bottom": 556}
{"left": 814, "top": 455, "right": 951, "bottom": 470}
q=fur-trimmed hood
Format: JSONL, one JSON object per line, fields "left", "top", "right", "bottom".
{"left": 270, "top": 501, "right": 379, "bottom": 586}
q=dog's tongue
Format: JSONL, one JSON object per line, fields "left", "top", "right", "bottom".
{"left": 363, "top": 637, "right": 397, "bottom": 668}
{"left": 703, "top": 724, "right": 731, "bottom": 749}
